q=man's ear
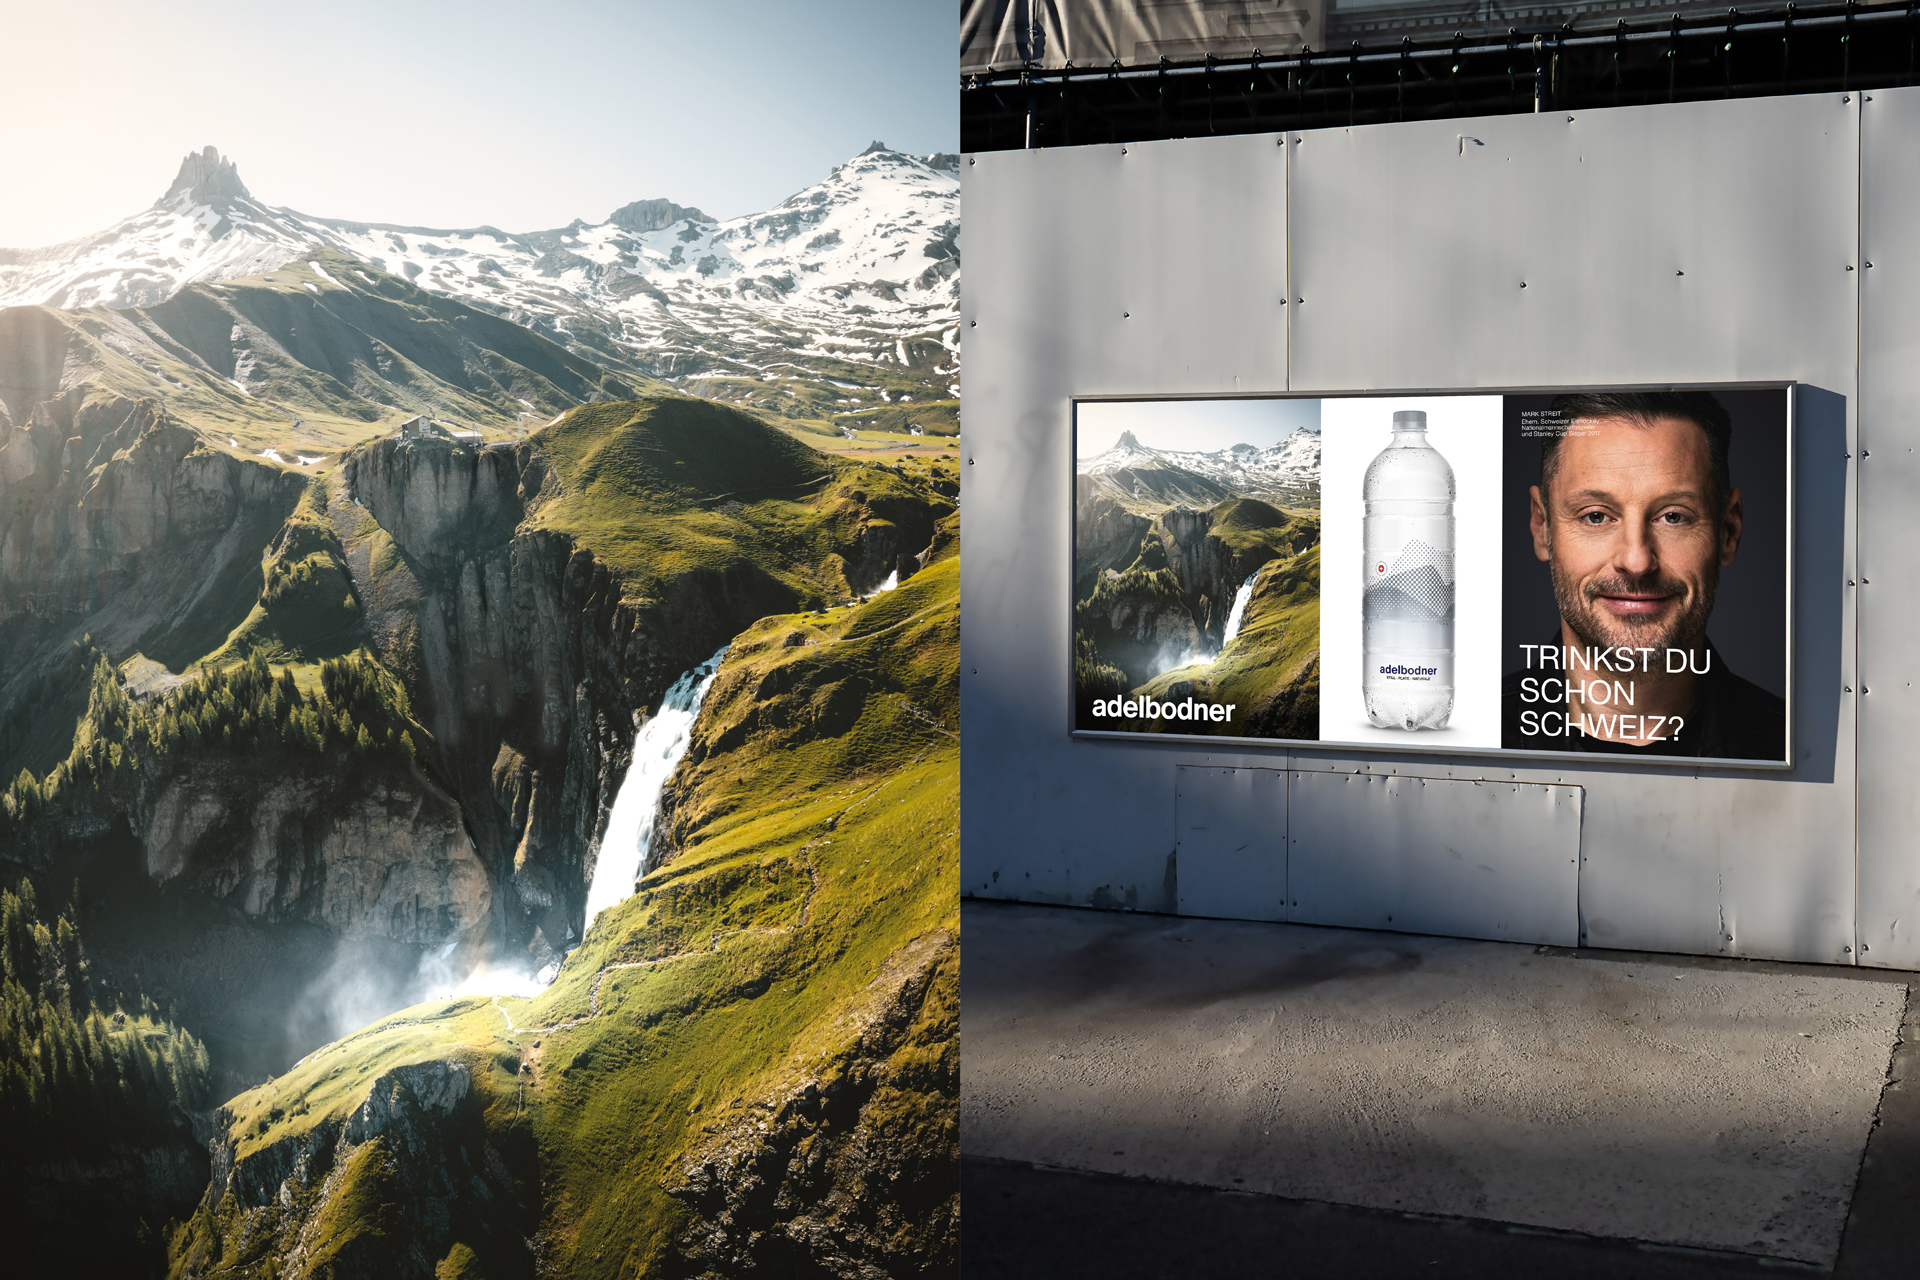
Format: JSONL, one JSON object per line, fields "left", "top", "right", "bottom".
{"left": 1720, "top": 486, "right": 1744, "bottom": 565}
{"left": 1529, "top": 485, "right": 1551, "bottom": 562}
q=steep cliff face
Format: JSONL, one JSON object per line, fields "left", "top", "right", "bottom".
{"left": 0, "top": 393, "right": 305, "bottom": 694}
{"left": 135, "top": 756, "right": 487, "bottom": 943}
{"left": 1072, "top": 479, "right": 1151, "bottom": 598}
{"left": 337, "top": 431, "right": 802, "bottom": 968}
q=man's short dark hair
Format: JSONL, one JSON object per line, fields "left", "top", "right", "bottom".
{"left": 1541, "top": 390, "right": 1734, "bottom": 512}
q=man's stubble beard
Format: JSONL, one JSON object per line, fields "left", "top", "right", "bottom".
{"left": 1548, "top": 543, "right": 1719, "bottom": 655}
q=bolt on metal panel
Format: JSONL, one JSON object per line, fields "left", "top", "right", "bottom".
{"left": 1286, "top": 772, "right": 1581, "bottom": 945}
{"left": 961, "top": 136, "right": 1290, "bottom": 913}
{"left": 1174, "top": 765, "right": 1286, "bottom": 920}
{"left": 1856, "top": 86, "right": 1920, "bottom": 971}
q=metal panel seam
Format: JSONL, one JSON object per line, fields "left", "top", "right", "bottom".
{"left": 1284, "top": 132, "right": 1294, "bottom": 392}
{"left": 1853, "top": 95, "right": 1865, "bottom": 967}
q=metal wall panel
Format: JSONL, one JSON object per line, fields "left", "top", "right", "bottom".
{"left": 961, "top": 134, "right": 1289, "bottom": 913}
{"left": 1174, "top": 765, "right": 1286, "bottom": 919}
{"left": 1286, "top": 98, "right": 1859, "bottom": 393}
{"left": 1283, "top": 96, "right": 1860, "bottom": 964}
{"left": 963, "top": 95, "right": 1865, "bottom": 966}
{"left": 1287, "top": 772, "right": 1581, "bottom": 945}
{"left": 1857, "top": 86, "right": 1920, "bottom": 971}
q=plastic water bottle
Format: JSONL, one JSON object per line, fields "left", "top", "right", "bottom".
{"left": 1363, "top": 410, "right": 1454, "bottom": 730}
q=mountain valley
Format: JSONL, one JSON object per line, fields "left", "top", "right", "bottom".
{"left": 0, "top": 140, "right": 961, "bottom": 1278}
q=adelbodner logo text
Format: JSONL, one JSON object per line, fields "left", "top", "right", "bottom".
{"left": 1091, "top": 696, "right": 1236, "bottom": 724}
{"left": 1379, "top": 664, "right": 1437, "bottom": 676}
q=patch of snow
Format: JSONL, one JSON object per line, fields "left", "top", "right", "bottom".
{"left": 308, "top": 259, "right": 339, "bottom": 286}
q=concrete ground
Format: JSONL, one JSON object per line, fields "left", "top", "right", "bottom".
{"left": 962, "top": 900, "right": 1920, "bottom": 1277}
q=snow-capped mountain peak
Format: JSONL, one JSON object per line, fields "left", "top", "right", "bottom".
{"left": 159, "top": 145, "right": 252, "bottom": 208}
{"left": 0, "top": 144, "right": 961, "bottom": 400}
{"left": 1081, "top": 425, "right": 1320, "bottom": 498}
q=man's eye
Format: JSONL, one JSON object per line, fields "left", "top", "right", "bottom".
{"left": 1657, "top": 510, "right": 1691, "bottom": 525}
{"left": 1578, "top": 511, "right": 1610, "bottom": 525}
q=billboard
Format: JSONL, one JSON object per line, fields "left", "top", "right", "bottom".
{"left": 1072, "top": 386, "right": 1792, "bottom": 766}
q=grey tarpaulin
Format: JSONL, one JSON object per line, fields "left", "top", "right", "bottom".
{"left": 961, "top": 0, "right": 1323, "bottom": 74}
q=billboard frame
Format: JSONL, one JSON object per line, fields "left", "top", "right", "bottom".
{"left": 1067, "top": 379, "right": 1798, "bottom": 771}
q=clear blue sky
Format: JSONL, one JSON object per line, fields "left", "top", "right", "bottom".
{"left": 0, "top": 0, "right": 956, "bottom": 247}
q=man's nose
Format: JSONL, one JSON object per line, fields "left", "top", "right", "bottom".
{"left": 1614, "top": 519, "right": 1658, "bottom": 577}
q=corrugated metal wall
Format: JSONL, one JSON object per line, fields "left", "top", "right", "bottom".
{"left": 960, "top": 89, "right": 1916, "bottom": 968}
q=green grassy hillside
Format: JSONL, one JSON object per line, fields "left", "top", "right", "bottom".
{"left": 527, "top": 395, "right": 956, "bottom": 603}
{"left": 168, "top": 550, "right": 959, "bottom": 1279}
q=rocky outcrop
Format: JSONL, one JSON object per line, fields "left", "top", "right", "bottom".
{"left": 159, "top": 145, "right": 251, "bottom": 208}
{"left": 178, "top": 1059, "right": 533, "bottom": 1280}
{"left": 606, "top": 197, "right": 714, "bottom": 233}
{"left": 1073, "top": 478, "right": 1151, "bottom": 596}
{"left": 135, "top": 757, "right": 487, "bottom": 944}
{"left": 0, "top": 387, "right": 304, "bottom": 696}
{"left": 836, "top": 469, "right": 946, "bottom": 595}
{"left": 1074, "top": 566, "right": 1204, "bottom": 689}
{"left": 666, "top": 932, "right": 958, "bottom": 1279}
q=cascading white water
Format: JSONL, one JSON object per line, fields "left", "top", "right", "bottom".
{"left": 877, "top": 570, "right": 899, "bottom": 592}
{"left": 1220, "top": 575, "right": 1257, "bottom": 648}
{"left": 582, "top": 645, "right": 730, "bottom": 928}
{"left": 1153, "top": 574, "right": 1258, "bottom": 677}
{"left": 410, "top": 644, "right": 731, "bottom": 1007}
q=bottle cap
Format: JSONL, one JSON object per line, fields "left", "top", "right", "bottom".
{"left": 1392, "top": 410, "right": 1427, "bottom": 429}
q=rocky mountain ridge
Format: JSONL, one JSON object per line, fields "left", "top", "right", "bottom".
{"left": 1080, "top": 425, "right": 1321, "bottom": 502}
{"left": 0, "top": 145, "right": 960, "bottom": 429}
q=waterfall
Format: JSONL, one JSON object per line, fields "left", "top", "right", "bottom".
{"left": 878, "top": 569, "right": 899, "bottom": 592}
{"left": 1220, "top": 575, "right": 1256, "bottom": 648}
{"left": 582, "top": 645, "right": 730, "bottom": 929}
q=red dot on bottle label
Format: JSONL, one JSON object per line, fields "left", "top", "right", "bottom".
{"left": 1376, "top": 564, "right": 1385, "bottom": 572}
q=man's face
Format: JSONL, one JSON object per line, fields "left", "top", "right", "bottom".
{"left": 1530, "top": 414, "right": 1743, "bottom": 654}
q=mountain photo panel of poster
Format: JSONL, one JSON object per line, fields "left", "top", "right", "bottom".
{"left": 1070, "top": 386, "right": 1792, "bottom": 767}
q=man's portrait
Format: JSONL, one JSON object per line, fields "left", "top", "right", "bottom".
{"left": 1501, "top": 389, "right": 1788, "bottom": 761}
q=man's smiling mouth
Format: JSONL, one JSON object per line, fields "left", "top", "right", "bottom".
{"left": 1593, "top": 591, "right": 1679, "bottom": 617}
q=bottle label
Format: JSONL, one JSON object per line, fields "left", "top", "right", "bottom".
{"left": 1368, "top": 653, "right": 1453, "bottom": 686}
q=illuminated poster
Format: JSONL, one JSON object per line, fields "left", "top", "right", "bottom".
{"left": 1071, "top": 386, "right": 1791, "bottom": 766}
